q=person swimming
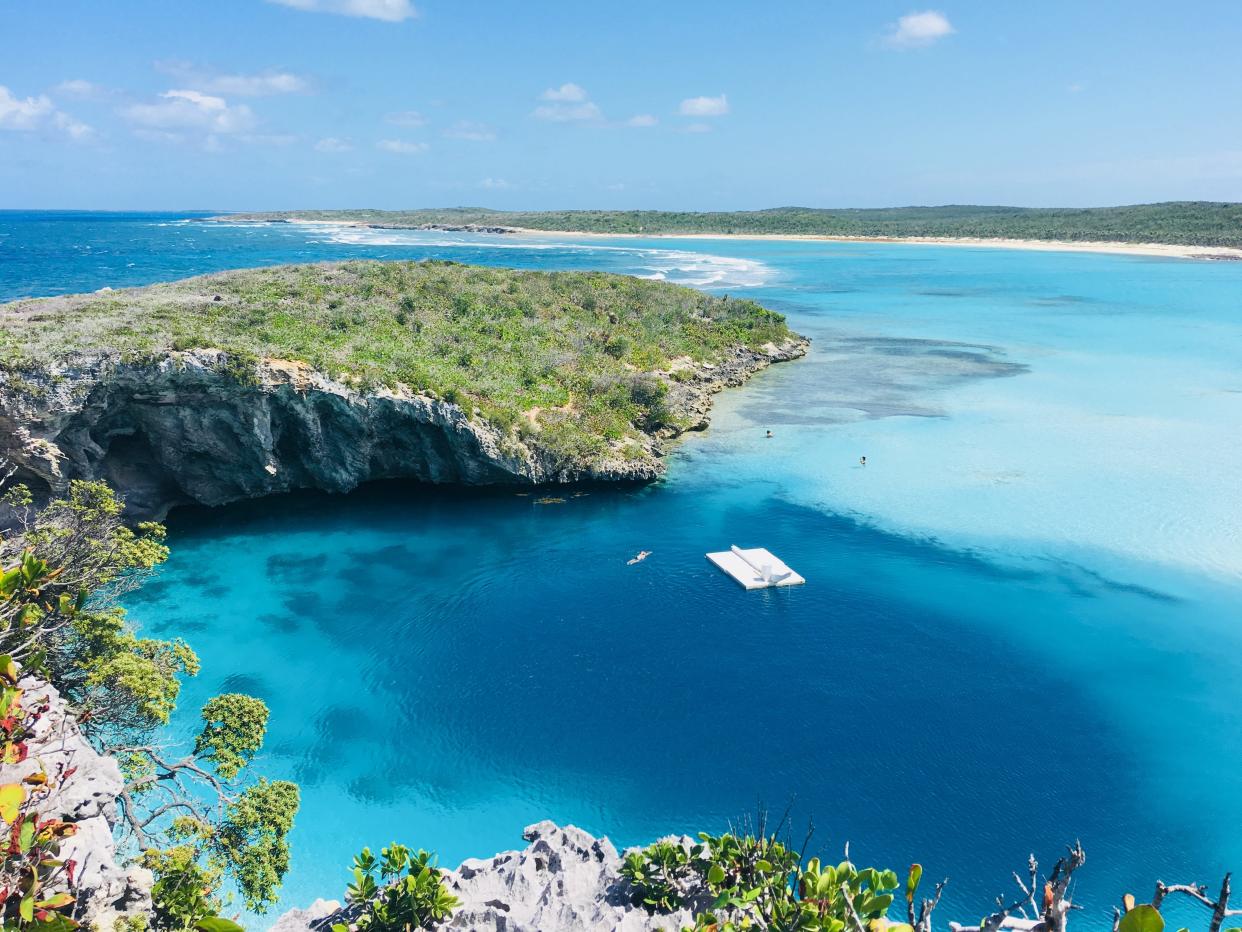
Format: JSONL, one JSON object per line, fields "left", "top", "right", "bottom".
{"left": 765, "top": 430, "right": 773, "bottom": 438}
{"left": 859, "top": 455, "right": 867, "bottom": 466}
{"left": 627, "top": 551, "right": 652, "bottom": 565}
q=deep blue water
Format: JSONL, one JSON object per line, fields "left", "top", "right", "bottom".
{"left": 3, "top": 211, "right": 1242, "bottom": 929}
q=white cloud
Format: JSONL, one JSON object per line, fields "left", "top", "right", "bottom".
{"left": 53, "top": 111, "right": 94, "bottom": 140}
{"left": 626, "top": 113, "right": 658, "bottom": 127}
{"left": 266, "top": 0, "right": 416, "bottom": 21}
{"left": 123, "top": 89, "right": 257, "bottom": 134}
{"left": 444, "top": 120, "right": 495, "bottom": 141}
{"left": 315, "top": 136, "right": 353, "bottom": 152}
{"left": 385, "top": 110, "right": 426, "bottom": 127}
{"left": 155, "top": 61, "right": 309, "bottom": 96}
{"left": 54, "top": 79, "right": 107, "bottom": 99}
{"left": 883, "top": 10, "right": 955, "bottom": 49}
{"left": 541, "top": 83, "right": 587, "bottom": 102}
{"left": 1068, "top": 82, "right": 1086, "bottom": 93}
{"left": 0, "top": 86, "right": 54, "bottom": 130}
{"left": 0, "top": 85, "right": 93, "bottom": 139}
{"left": 478, "top": 177, "right": 512, "bottom": 189}
{"left": 377, "top": 139, "right": 428, "bottom": 153}
{"left": 679, "top": 94, "right": 728, "bottom": 117}
{"left": 683, "top": 122, "right": 713, "bottom": 134}
{"left": 533, "top": 83, "right": 604, "bottom": 122}
{"left": 534, "top": 100, "right": 602, "bottom": 122}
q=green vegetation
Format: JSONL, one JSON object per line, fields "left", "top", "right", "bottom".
{"left": 334, "top": 845, "right": 459, "bottom": 932}
{"left": 0, "top": 480, "right": 298, "bottom": 930}
{"left": 0, "top": 260, "right": 795, "bottom": 464}
{"left": 620, "top": 825, "right": 918, "bottom": 932}
{"left": 222, "top": 202, "right": 1242, "bottom": 248}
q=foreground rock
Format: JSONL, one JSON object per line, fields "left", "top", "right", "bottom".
{"left": 275, "top": 821, "right": 709, "bottom": 932}
{"left": 0, "top": 679, "right": 152, "bottom": 929}
{"left": 0, "top": 338, "right": 806, "bottom": 520}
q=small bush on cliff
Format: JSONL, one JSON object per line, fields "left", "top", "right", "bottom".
{"left": 620, "top": 840, "right": 702, "bottom": 912}
{"left": 333, "top": 844, "right": 459, "bottom": 932}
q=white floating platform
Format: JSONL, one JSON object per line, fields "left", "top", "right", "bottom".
{"left": 707, "top": 546, "right": 805, "bottom": 590}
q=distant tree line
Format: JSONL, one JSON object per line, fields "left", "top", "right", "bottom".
{"left": 221, "top": 202, "right": 1242, "bottom": 248}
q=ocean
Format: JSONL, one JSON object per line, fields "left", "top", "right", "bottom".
{"left": 3, "top": 211, "right": 1241, "bottom": 928}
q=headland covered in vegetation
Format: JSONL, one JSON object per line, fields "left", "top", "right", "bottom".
{"left": 0, "top": 260, "right": 805, "bottom": 517}
{"left": 215, "top": 202, "right": 1242, "bottom": 255}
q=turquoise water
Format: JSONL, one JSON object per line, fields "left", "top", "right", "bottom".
{"left": 4, "top": 213, "right": 1242, "bottom": 927}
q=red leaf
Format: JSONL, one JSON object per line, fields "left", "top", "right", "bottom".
{"left": 65, "top": 860, "right": 77, "bottom": 887}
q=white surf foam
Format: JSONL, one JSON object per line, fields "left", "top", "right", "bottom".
{"left": 273, "top": 221, "right": 774, "bottom": 290}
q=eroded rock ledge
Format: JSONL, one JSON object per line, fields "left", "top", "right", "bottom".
{"left": 272, "top": 821, "right": 705, "bottom": 932}
{"left": 0, "top": 337, "right": 806, "bottom": 520}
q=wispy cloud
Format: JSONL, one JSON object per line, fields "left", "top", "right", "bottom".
{"left": 478, "top": 177, "right": 512, "bottom": 189}
{"left": 541, "top": 83, "right": 587, "bottom": 102}
{"left": 0, "top": 86, "right": 54, "bottom": 130}
{"left": 377, "top": 139, "right": 428, "bottom": 153}
{"left": 314, "top": 136, "right": 353, "bottom": 152}
{"left": 53, "top": 79, "right": 109, "bottom": 99}
{"left": 533, "top": 82, "right": 604, "bottom": 122}
{"left": 444, "top": 120, "right": 496, "bottom": 141}
{"left": 122, "top": 89, "right": 257, "bottom": 135}
{"left": 0, "top": 84, "right": 93, "bottom": 139}
{"left": 683, "top": 122, "right": 713, "bottom": 134}
{"left": 679, "top": 94, "right": 728, "bottom": 117}
{"left": 266, "top": 0, "right": 416, "bottom": 21}
{"left": 882, "top": 10, "right": 955, "bottom": 49}
{"left": 385, "top": 110, "right": 426, "bottom": 127}
{"left": 156, "top": 62, "right": 310, "bottom": 96}
{"left": 626, "top": 114, "right": 658, "bottom": 127}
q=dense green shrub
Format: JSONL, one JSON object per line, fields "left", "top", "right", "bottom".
{"left": 334, "top": 844, "right": 459, "bottom": 932}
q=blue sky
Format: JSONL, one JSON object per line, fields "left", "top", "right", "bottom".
{"left": 2, "top": 0, "right": 1240, "bottom": 210}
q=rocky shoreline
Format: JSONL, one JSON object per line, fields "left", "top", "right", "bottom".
{"left": 0, "top": 337, "right": 807, "bottom": 520}
{"left": 272, "top": 821, "right": 707, "bottom": 932}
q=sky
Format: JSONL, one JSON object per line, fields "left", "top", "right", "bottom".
{"left": 1, "top": 0, "right": 1241, "bottom": 211}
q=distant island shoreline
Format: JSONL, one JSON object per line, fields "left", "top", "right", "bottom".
{"left": 207, "top": 202, "right": 1242, "bottom": 260}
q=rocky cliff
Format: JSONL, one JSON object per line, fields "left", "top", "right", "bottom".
{"left": 0, "top": 338, "right": 806, "bottom": 520}
{"left": 271, "top": 821, "right": 708, "bottom": 932}
{"left": 0, "top": 678, "right": 152, "bottom": 929}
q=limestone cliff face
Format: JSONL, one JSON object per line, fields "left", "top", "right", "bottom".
{"left": 0, "top": 678, "right": 152, "bottom": 929}
{"left": 0, "top": 338, "right": 807, "bottom": 520}
{"left": 271, "top": 821, "right": 710, "bottom": 932}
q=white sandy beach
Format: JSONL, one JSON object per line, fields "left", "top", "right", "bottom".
{"left": 506, "top": 228, "right": 1242, "bottom": 261}
{"left": 235, "top": 217, "right": 1242, "bottom": 262}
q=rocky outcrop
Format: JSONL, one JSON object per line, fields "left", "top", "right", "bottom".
{"left": 0, "top": 338, "right": 807, "bottom": 520}
{"left": 275, "top": 821, "right": 711, "bottom": 932}
{"left": 0, "top": 678, "right": 152, "bottom": 929}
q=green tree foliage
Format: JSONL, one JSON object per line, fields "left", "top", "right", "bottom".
{"left": 334, "top": 844, "right": 460, "bottom": 932}
{"left": 194, "top": 694, "right": 269, "bottom": 781}
{"left": 1, "top": 480, "right": 299, "bottom": 928}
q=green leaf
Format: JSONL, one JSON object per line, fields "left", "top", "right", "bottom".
{"left": 707, "top": 864, "right": 726, "bottom": 886}
{"left": 756, "top": 859, "right": 773, "bottom": 873}
{"left": 194, "top": 917, "right": 246, "bottom": 932}
{"left": 1119, "top": 905, "right": 1165, "bottom": 932}
{"left": 906, "top": 864, "right": 923, "bottom": 904}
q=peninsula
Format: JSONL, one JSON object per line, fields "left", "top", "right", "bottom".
{"left": 213, "top": 202, "right": 1242, "bottom": 257}
{"left": 0, "top": 260, "right": 806, "bottom": 518}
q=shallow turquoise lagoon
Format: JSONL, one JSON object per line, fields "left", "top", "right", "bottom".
{"left": 3, "top": 213, "right": 1242, "bottom": 927}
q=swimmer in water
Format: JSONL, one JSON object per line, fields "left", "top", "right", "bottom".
{"left": 765, "top": 430, "right": 773, "bottom": 438}
{"left": 860, "top": 455, "right": 867, "bottom": 466}
{"left": 627, "top": 551, "right": 652, "bottom": 565}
